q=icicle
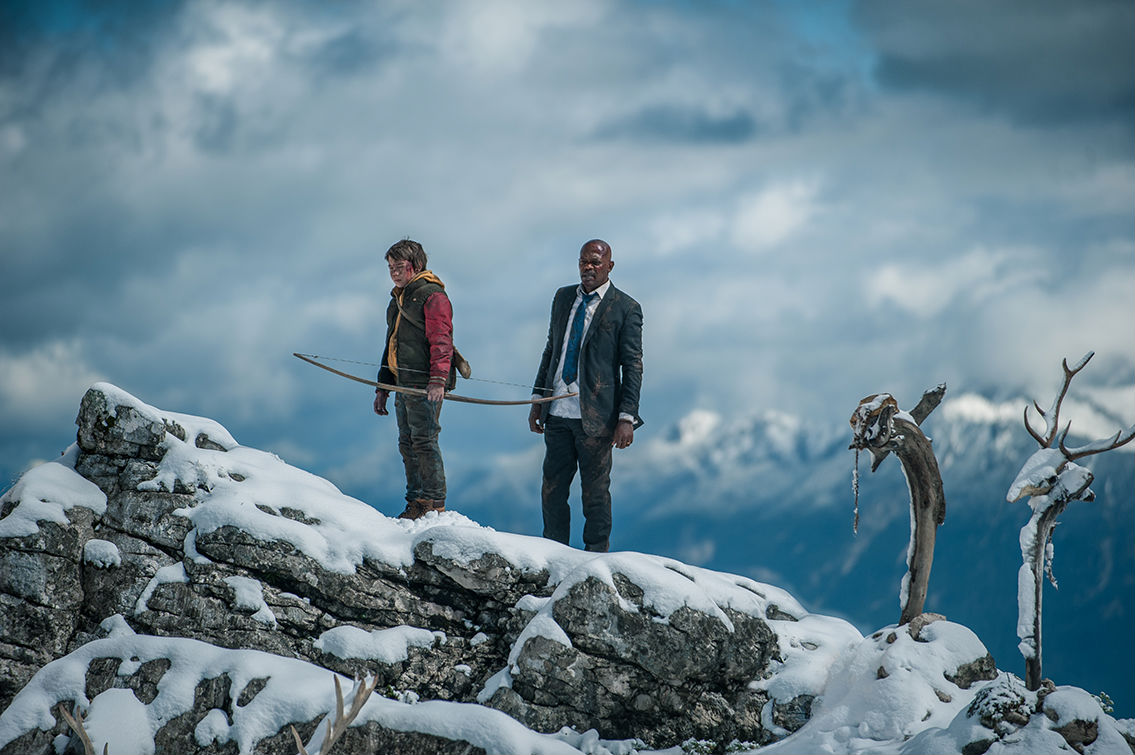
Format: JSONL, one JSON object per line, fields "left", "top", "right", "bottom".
{"left": 852, "top": 447, "right": 860, "bottom": 534}
{"left": 1044, "top": 537, "right": 1058, "bottom": 589}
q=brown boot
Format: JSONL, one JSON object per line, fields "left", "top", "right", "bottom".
{"left": 420, "top": 499, "right": 446, "bottom": 516}
{"left": 397, "top": 499, "right": 426, "bottom": 520}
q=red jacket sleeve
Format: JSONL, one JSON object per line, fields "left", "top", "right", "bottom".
{"left": 423, "top": 292, "right": 454, "bottom": 384}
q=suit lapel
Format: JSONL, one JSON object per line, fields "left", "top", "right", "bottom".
{"left": 552, "top": 286, "right": 576, "bottom": 355}
{"left": 582, "top": 285, "right": 617, "bottom": 351}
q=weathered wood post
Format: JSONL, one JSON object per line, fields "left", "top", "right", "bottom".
{"left": 849, "top": 384, "right": 947, "bottom": 626}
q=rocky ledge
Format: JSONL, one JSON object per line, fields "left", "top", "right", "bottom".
{"left": 1, "top": 384, "right": 1131, "bottom": 755}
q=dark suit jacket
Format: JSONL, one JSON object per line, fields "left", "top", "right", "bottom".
{"left": 533, "top": 283, "right": 644, "bottom": 437}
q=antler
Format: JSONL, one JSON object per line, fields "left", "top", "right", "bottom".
{"left": 58, "top": 703, "right": 107, "bottom": 755}
{"left": 1023, "top": 352, "right": 1093, "bottom": 448}
{"left": 291, "top": 674, "right": 379, "bottom": 755}
{"left": 1059, "top": 423, "right": 1135, "bottom": 461}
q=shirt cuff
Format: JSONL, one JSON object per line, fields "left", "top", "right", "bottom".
{"left": 618, "top": 413, "right": 636, "bottom": 424}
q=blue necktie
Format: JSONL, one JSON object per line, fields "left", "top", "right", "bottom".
{"left": 561, "top": 292, "right": 597, "bottom": 385}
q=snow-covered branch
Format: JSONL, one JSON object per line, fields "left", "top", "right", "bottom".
{"left": 1011, "top": 352, "right": 1134, "bottom": 691}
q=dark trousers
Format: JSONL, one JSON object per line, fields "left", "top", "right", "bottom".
{"left": 541, "top": 415, "right": 613, "bottom": 551}
{"left": 395, "top": 392, "right": 446, "bottom": 502}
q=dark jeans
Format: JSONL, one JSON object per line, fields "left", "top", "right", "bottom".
{"left": 541, "top": 415, "right": 613, "bottom": 551}
{"left": 395, "top": 392, "right": 445, "bottom": 502}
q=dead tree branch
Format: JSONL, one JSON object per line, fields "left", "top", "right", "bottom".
{"left": 849, "top": 384, "right": 947, "bottom": 625}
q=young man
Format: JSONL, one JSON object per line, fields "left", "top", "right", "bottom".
{"left": 373, "top": 239, "right": 456, "bottom": 520}
{"left": 528, "top": 239, "right": 644, "bottom": 552}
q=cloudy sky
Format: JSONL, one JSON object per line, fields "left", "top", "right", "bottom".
{"left": 1, "top": 0, "right": 1132, "bottom": 501}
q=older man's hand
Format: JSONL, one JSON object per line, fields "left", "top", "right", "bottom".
{"left": 613, "top": 420, "right": 634, "bottom": 449}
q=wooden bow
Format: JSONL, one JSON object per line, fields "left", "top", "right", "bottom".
{"left": 293, "top": 353, "right": 576, "bottom": 406}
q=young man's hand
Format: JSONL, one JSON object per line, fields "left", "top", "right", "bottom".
{"left": 426, "top": 383, "right": 444, "bottom": 403}
{"left": 373, "top": 389, "right": 389, "bottom": 416}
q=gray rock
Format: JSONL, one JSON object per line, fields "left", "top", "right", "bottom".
{"left": 101, "top": 489, "right": 194, "bottom": 551}
{"left": 76, "top": 389, "right": 168, "bottom": 461}
{"left": 497, "top": 573, "right": 778, "bottom": 747}
{"left": 0, "top": 510, "right": 94, "bottom": 703}
{"left": 945, "top": 652, "right": 998, "bottom": 690}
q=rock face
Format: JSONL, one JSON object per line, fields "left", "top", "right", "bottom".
{"left": 0, "top": 384, "right": 857, "bottom": 754}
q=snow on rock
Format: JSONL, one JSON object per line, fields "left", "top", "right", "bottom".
{"left": 315, "top": 625, "right": 444, "bottom": 664}
{"left": 757, "top": 617, "right": 995, "bottom": 752}
{"left": 223, "top": 575, "right": 277, "bottom": 627}
{"left": 0, "top": 635, "right": 584, "bottom": 755}
{"left": 98, "top": 614, "right": 136, "bottom": 638}
{"left": 82, "top": 688, "right": 154, "bottom": 755}
{"left": 0, "top": 451, "right": 106, "bottom": 539}
{"left": 906, "top": 675, "right": 1134, "bottom": 755}
{"left": 133, "top": 562, "right": 188, "bottom": 616}
{"left": 82, "top": 539, "right": 121, "bottom": 569}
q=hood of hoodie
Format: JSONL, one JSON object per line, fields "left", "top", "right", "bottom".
{"left": 393, "top": 270, "right": 444, "bottom": 299}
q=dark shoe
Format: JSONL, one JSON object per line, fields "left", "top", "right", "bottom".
{"left": 397, "top": 499, "right": 426, "bottom": 520}
{"left": 584, "top": 541, "right": 609, "bottom": 553}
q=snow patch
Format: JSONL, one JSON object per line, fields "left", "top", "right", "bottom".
{"left": 314, "top": 625, "right": 442, "bottom": 664}
{"left": 83, "top": 539, "right": 121, "bottom": 569}
{"left": 134, "top": 563, "right": 188, "bottom": 616}
{"left": 83, "top": 688, "right": 155, "bottom": 755}
{"left": 223, "top": 576, "right": 276, "bottom": 627}
{"left": 0, "top": 458, "right": 107, "bottom": 538}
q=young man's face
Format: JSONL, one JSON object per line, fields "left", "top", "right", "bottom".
{"left": 388, "top": 257, "right": 416, "bottom": 288}
{"left": 579, "top": 244, "right": 613, "bottom": 293}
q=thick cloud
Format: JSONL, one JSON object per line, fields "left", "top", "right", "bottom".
{"left": 854, "top": 0, "right": 1135, "bottom": 126}
{"left": 1, "top": 0, "right": 1131, "bottom": 498}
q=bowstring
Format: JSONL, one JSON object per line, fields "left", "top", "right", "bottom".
{"left": 294, "top": 353, "right": 559, "bottom": 394}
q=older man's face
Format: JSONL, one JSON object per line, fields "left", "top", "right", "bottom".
{"left": 579, "top": 244, "right": 613, "bottom": 292}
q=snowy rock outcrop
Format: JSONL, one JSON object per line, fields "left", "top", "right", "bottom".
{"left": 1, "top": 384, "right": 1131, "bottom": 755}
{"left": 0, "top": 384, "right": 855, "bottom": 754}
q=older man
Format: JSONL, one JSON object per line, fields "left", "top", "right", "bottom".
{"left": 528, "top": 239, "right": 644, "bottom": 552}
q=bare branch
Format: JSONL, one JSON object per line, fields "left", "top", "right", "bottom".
{"left": 910, "top": 383, "right": 947, "bottom": 426}
{"left": 58, "top": 703, "right": 97, "bottom": 755}
{"left": 1060, "top": 423, "right": 1135, "bottom": 461}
